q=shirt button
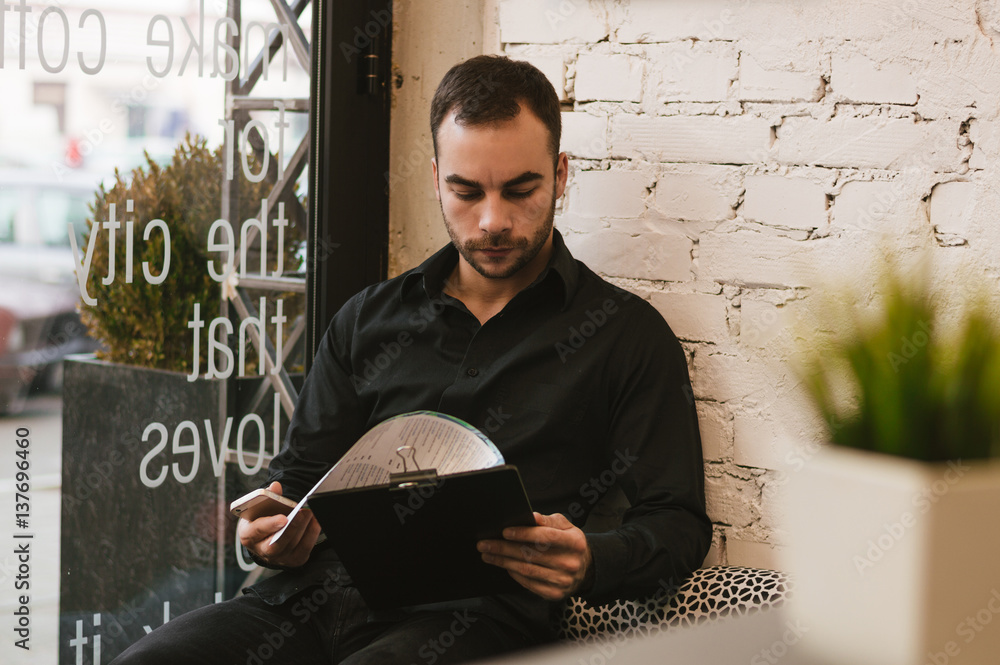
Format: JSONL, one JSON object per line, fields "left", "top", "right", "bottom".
{"left": 467, "top": 368, "right": 479, "bottom": 377}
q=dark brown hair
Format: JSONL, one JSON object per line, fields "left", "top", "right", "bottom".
{"left": 430, "top": 55, "right": 562, "bottom": 161}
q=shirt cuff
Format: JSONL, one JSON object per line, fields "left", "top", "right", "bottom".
{"left": 582, "top": 531, "right": 629, "bottom": 602}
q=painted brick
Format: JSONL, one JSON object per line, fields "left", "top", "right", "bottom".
{"left": 739, "top": 51, "right": 824, "bottom": 102}
{"left": 699, "top": 230, "right": 822, "bottom": 288}
{"left": 561, "top": 112, "right": 608, "bottom": 159}
{"left": 575, "top": 54, "right": 644, "bottom": 102}
{"left": 692, "top": 351, "right": 772, "bottom": 404}
{"left": 726, "top": 537, "right": 783, "bottom": 570}
{"left": 555, "top": 212, "right": 604, "bottom": 235}
{"left": 648, "top": 292, "right": 729, "bottom": 342}
{"left": 498, "top": 0, "right": 608, "bottom": 44}
{"left": 968, "top": 119, "right": 998, "bottom": 171}
{"left": 563, "top": 229, "right": 692, "bottom": 282}
{"left": 567, "top": 170, "right": 649, "bottom": 218}
{"left": 777, "top": 116, "right": 964, "bottom": 171}
{"left": 696, "top": 401, "right": 732, "bottom": 462}
{"left": 617, "top": 0, "right": 740, "bottom": 42}
{"left": 758, "top": 473, "right": 787, "bottom": 535}
{"left": 832, "top": 54, "right": 918, "bottom": 105}
{"left": 832, "top": 181, "right": 910, "bottom": 232}
{"left": 739, "top": 298, "right": 787, "bottom": 350}
{"left": 743, "top": 175, "right": 828, "bottom": 231}
{"left": 704, "top": 471, "right": 759, "bottom": 529}
{"left": 612, "top": 115, "right": 772, "bottom": 165}
{"left": 521, "top": 55, "right": 567, "bottom": 101}
{"left": 929, "top": 181, "right": 975, "bottom": 235}
{"left": 654, "top": 165, "right": 740, "bottom": 222}
{"left": 733, "top": 416, "right": 784, "bottom": 470}
{"left": 647, "top": 43, "right": 738, "bottom": 103}
{"left": 618, "top": 1, "right": 969, "bottom": 45}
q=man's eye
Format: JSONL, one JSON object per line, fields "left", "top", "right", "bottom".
{"left": 505, "top": 189, "right": 535, "bottom": 199}
{"left": 454, "top": 190, "right": 481, "bottom": 201}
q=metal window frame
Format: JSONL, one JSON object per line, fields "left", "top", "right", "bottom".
{"left": 215, "top": 0, "right": 391, "bottom": 595}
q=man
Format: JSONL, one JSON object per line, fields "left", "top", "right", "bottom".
{"left": 113, "top": 54, "right": 710, "bottom": 665}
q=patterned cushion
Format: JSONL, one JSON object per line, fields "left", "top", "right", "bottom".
{"left": 556, "top": 566, "right": 793, "bottom": 642}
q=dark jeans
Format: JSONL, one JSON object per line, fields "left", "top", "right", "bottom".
{"left": 109, "top": 585, "right": 536, "bottom": 665}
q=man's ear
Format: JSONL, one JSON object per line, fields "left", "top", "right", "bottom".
{"left": 432, "top": 157, "right": 441, "bottom": 202}
{"left": 554, "top": 152, "right": 569, "bottom": 200}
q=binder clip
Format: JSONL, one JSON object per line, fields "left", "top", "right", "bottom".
{"left": 389, "top": 445, "right": 439, "bottom": 489}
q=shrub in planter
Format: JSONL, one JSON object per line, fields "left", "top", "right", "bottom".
{"left": 61, "top": 134, "right": 304, "bottom": 661}
{"left": 79, "top": 133, "right": 303, "bottom": 373}
{"left": 784, "top": 261, "right": 1000, "bottom": 665}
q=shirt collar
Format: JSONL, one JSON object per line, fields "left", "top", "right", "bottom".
{"left": 399, "top": 228, "right": 580, "bottom": 310}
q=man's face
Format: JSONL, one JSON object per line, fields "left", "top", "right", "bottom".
{"left": 432, "top": 106, "right": 568, "bottom": 281}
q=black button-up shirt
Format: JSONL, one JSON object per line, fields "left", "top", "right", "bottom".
{"left": 262, "top": 230, "right": 710, "bottom": 637}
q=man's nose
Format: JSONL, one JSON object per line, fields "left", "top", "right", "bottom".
{"left": 478, "top": 194, "right": 513, "bottom": 234}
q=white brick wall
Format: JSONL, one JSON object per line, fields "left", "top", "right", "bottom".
{"left": 832, "top": 54, "right": 918, "bottom": 105}
{"left": 929, "top": 181, "right": 975, "bottom": 236}
{"left": 563, "top": 228, "right": 693, "bottom": 282}
{"left": 647, "top": 42, "right": 738, "bottom": 103}
{"left": 391, "top": 0, "right": 999, "bottom": 571}
{"left": 777, "top": 116, "right": 964, "bottom": 171}
{"left": 742, "top": 175, "right": 829, "bottom": 231}
{"left": 498, "top": 0, "right": 608, "bottom": 44}
{"left": 738, "top": 51, "right": 824, "bottom": 103}
{"left": 575, "top": 54, "right": 644, "bottom": 102}
{"left": 611, "top": 115, "right": 772, "bottom": 164}
{"left": 648, "top": 292, "right": 729, "bottom": 342}
{"left": 699, "top": 230, "right": 822, "bottom": 288}
{"left": 653, "top": 164, "right": 740, "bottom": 222}
{"left": 567, "top": 169, "right": 650, "bottom": 218}
{"left": 561, "top": 112, "right": 608, "bottom": 159}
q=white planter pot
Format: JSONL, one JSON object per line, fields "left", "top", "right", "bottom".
{"left": 780, "top": 446, "right": 1000, "bottom": 665}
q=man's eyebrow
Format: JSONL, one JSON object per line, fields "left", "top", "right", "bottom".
{"left": 443, "top": 171, "right": 545, "bottom": 189}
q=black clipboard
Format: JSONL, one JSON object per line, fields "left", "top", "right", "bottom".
{"left": 307, "top": 464, "right": 534, "bottom": 609}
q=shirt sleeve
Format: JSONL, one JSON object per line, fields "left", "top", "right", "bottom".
{"left": 265, "top": 292, "right": 368, "bottom": 501}
{"left": 582, "top": 300, "right": 712, "bottom": 603}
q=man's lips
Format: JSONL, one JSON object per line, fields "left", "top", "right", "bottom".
{"left": 477, "top": 247, "right": 514, "bottom": 257}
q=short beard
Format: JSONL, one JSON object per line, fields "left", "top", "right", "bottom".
{"left": 444, "top": 188, "right": 557, "bottom": 280}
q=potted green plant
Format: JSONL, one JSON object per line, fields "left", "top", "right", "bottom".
{"left": 60, "top": 134, "right": 304, "bottom": 662}
{"left": 781, "top": 263, "right": 1000, "bottom": 665}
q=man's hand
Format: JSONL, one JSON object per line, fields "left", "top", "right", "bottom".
{"left": 477, "top": 512, "right": 594, "bottom": 601}
{"left": 238, "top": 481, "right": 322, "bottom": 569}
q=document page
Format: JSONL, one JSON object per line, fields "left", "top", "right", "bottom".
{"left": 319, "top": 411, "right": 505, "bottom": 491}
{"left": 269, "top": 412, "right": 503, "bottom": 545}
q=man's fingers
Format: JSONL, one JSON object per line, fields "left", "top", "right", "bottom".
{"left": 239, "top": 514, "right": 288, "bottom": 547}
{"left": 530, "top": 512, "right": 573, "bottom": 530}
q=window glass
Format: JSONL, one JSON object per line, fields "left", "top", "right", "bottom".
{"left": 0, "top": 2, "right": 313, "bottom": 662}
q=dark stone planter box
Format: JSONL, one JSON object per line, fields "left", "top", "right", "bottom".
{"left": 59, "top": 356, "right": 278, "bottom": 663}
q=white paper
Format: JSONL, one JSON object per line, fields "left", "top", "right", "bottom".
{"left": 268, "top": 412, "right": 503, "bottom": 545}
